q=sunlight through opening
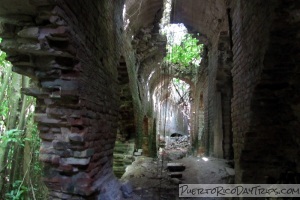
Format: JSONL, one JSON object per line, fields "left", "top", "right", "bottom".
{"left": 202, "top": 157, "right": 209, "bottom": 162}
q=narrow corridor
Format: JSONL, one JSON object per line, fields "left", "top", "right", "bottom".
{"left": 0, "top": 0, "right": 299, "bottom": 199}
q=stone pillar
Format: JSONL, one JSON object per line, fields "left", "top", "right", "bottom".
{"left": 212, "top": 92, "right": 224, "bottom": 158}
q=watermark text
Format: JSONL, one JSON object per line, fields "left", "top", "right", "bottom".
{"left": 179, "top": 184, "right": 300, "bottom": 197}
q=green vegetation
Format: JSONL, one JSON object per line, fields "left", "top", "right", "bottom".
{"left": 0, "top": 38, "right": 7, "bottom": 67}
{"left": 166, "top": 33, "right": 203, "bottom": 68}
{"left": 165, "top": 32, "right": 204, "bottom": 76}
{"left": 0, "top": 38, "right": 47, "bottom": 200}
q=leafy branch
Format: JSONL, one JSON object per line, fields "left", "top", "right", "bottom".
{"left": 165, "top": 33, "right": 203, "bottom": 71}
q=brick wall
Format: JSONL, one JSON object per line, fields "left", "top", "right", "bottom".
{"left": 228, "top": 0, "right": 278, "bottom": 183}
{"left": 199, "top": 32, "right": 233, "bottom": 159}
{"left": 228, "top": 0, "right": 300, "bottom": 183}
{"left": 55, "top": 1, "right": 125, "bottom": 197}
{"left": 0, "top": 0, "right": 125, "bottom": 198}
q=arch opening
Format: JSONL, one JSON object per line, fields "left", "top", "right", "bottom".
{"left": 151, "top": 21, "right": 205, "bottom": 160}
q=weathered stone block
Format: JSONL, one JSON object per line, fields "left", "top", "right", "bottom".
{"left": 133, "top": 152, "right": 141, "bottom": 156}
{"left": 168, "top": 172, "right": 183, "bottom": 178}
{"left": 60, "top": 157, "right": 91, "bottom": 166}
{"left": 57, "top": 164, "right": 74, "bottom": 174}
{"left": 40, "top": 132, "right": 55, "bottom": 141}
{"left": 39, "top": 154, "right": 60, "bottom": 165}
{"left": 55, "top": 149, "right": 73, "bottom": 157}
{"left": 167, "top": 163, "right": 186, "bottom": 172}
{"left": 18, "top": 27, "right": 39, "bottom": 39}
{"left": 73, "top": 149, "right": 94, "bottom": 158}
{"left": 35, "top": 113, "right": 66, "bottom": 125}
{"left": 69, "top": 133, "right": 84, "bottom": 143}
{"left": 53, "top": 140, "right": 69, "bottom": 150}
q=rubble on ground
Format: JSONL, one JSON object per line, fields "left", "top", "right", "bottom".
{"left": 159, "top": 135, "right": 191, "bottom": 160}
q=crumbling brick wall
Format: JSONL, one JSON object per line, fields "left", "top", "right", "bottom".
{"left": 0, "top": 0, "right": 125, "bottom": 198}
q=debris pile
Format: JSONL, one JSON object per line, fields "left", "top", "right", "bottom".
{"left": 159, "top": 135, "right": 191, "bottom": 160}
{"left": 165, "top": 135, "right": 190, "bottom": 150}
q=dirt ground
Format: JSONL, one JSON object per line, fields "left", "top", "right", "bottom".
{"left": 120, "top": 150, "right": 234, "bottom": 200}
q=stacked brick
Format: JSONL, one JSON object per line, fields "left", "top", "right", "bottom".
{"left": 0, "top": 0, "right": 125, "bottom": 199}
{"left": 113, "top": 141, "right": 135, "bottom": 178}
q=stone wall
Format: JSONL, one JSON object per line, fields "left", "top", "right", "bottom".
{"left": 216, "top": 31, "right": 233, "bottom": 160}
{"left": 122, "top": 19, "right": 165, "bottom": 154}
{"left": 199, "top": 48, "right": 210, "bottom": 156}
{"left": 205, "top": 41, "right": 222, "bottom": 158}
{"left": 198, "top": 29, "right": 233, "bottom": 159}
{"left": 117, "top": 57, "right": 135, "bottom": 142}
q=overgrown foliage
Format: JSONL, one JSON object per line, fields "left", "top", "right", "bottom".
{"left": 0, "top": 38, "right": 47, "bottom": 200}
{"left": 166, "top": 34, "right": 203, "bottom": 67}
{"left": 0, "top": 40, "right": 7, "bottom": 66}
{"left": 165, "top": 32, "right": 204, "bottom": 77}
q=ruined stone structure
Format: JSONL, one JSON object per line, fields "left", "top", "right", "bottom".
{"left": 0, "top": 0, "right": 299, "bottom": 199}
